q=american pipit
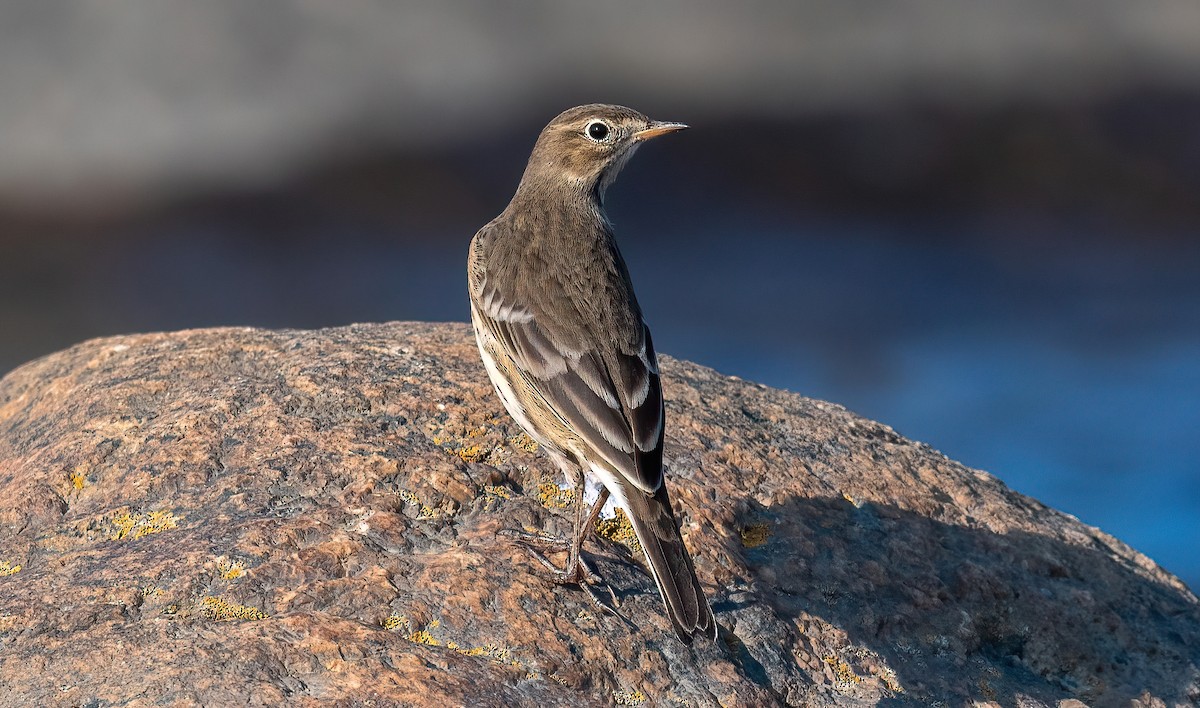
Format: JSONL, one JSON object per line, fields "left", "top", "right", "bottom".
{"left": 468, "top": 104, "right": 716, "bottom": 642}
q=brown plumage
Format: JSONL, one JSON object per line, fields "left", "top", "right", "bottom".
{"left": 468, "top": 104, "right": 716, "bottom": 642}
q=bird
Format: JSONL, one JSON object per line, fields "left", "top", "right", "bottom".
{"left": 467, "top": 104, "right": 716, "bottom": 642}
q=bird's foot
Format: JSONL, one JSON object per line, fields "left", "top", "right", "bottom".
{"left": 498, "top": 528, "right": 622, "bottom": 617}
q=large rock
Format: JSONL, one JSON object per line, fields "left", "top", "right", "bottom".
{"left": 0, "top": 322, "right": 1196, "bottom": 706}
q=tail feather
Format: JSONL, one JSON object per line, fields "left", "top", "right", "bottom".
{"left": 621, "top": 484, "right": 717, "bottom": 642}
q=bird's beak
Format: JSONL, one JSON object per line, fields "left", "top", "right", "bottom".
{"left": 633, "top": 121, "right": 689, "bottom": 141}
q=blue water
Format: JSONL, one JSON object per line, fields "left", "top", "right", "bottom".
{"left": 617, "top": 212, "right": 1200, "bottom": 591}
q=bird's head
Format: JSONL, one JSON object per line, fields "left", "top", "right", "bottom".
{"left": 519, "top": 104, "right": 688, "bottom": 203}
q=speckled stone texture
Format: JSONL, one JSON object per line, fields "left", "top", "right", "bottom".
{"left": 0, "top": 322, "right": 1196, "bottom": 707}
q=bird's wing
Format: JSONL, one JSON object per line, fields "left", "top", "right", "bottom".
{"left": 472, "top": 237, "right": 664, "bottom": 495}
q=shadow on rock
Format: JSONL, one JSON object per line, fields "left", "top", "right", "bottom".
{"left": 727, "top": 494, "right": 1200, "bottom": 706}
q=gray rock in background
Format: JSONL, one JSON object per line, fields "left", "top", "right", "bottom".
{"left": 3, "top": 1, "right": 1199, "bottom": 200}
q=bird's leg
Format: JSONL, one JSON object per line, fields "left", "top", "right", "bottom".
{"left": 566, "top": 486, "right": 609, "bottom": 584}
{"left": 500, "top": 474, "right": 621, "bottom": 613}
{"left": 568, "top": 487, "right": 623, "bottom": 615}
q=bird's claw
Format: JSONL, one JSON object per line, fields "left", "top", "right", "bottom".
{"left": 499, "top": 527, "right": 624, "bottom": 619}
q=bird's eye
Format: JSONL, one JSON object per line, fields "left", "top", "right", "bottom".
{"left": 585, "top": 120, "right": 610, "bottom": 142}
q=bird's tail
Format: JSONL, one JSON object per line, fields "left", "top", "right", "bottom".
{"left": 620, "top": 484, "right": 717, "bottom": 642}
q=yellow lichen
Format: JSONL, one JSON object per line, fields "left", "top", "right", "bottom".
{"left": 382, "top": 613, "right": 410, "bottom": 631}
{"left": 823, "top": 654, "right": 861, "bottom": 689}
{"left": 740, "top": 523, "right": 771, "bottom": 548}
{"left": 383, "top": 614, "right": 537, "bottom": 677}
{"left": 200, "top": 596, "right": 268, "bottom": 621}
{"left": 449, "top": 643, "right": 531, "bottom": 675}
{"left": 110, "top": 510, "right": 180, "bottom": 540}
{"left": 613, "top": 690, "right": 648, "bottom": 706}
{"left": 484, "top": 485, "right": 511, "bottom": 500}
{"left": 509, "top": 433, "right": 539, "bottom": 452}
{"left": 383, "top": 615, "right": 442, "bottom": 645}
{"left": 431, "top": 427, "right": 493, "bottom": 464}
{"left": 0, "top": 561, "right": 21, "bottom": 576}
{"left": 397, "top": 490, "right": 440, "bottom": 519}
{"left": 141, "top": 585, "right": 164, "bottom": 600}
{"left": 481, "top": 485, "right": 512, "bottom": 511}
{"left": 69, "top": 468, "right": 87, "bottom": 490}
{"left": 537, "top": 482, "right": 577, "bottom": 510}
{"left": 455, "top": 444, "right": 486, "bottom": 463}
{"left": 880, "top": 667, "right": 904, "bottom": 693}
{"left": 216, "top": 557, "right": 245, "bottom": 580}
{"left": 595, "top": 509, "right": 642, "bottom": 555}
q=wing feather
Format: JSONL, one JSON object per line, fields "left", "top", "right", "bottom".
{"left": 474, "top": 280, "right": 664, "bottom": 494}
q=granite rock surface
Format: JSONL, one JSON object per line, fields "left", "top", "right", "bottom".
{"left": 0, "top": 322, "right": 1196, "bottom": 706}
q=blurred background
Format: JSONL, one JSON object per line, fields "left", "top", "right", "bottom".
{"left": 1, "top": 2, "right": 1197, "bottom": 589}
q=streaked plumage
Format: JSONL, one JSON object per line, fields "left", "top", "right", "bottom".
{"left": 468, "top": 104, "right": 716, "bottom": 642}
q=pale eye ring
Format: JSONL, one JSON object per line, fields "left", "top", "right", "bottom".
{"left": 585, "top": 120, "right": 611, "bottom": 142}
